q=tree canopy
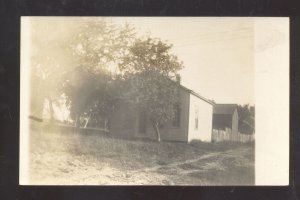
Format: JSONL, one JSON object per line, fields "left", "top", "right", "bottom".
{"left": 237, "top": 104, "right": 255, "bottom": 134}
{"left": 29, "top": 18, "right": 78, "bottom": 120}
{"left": 30, "top": 18, "right": 185, "bottom": 140}
{"left": 30, "top": 18, "right": 135, "bottom": 125}
{"left": 63, "top": 19, "right": 136, "bottom": 126}
{"left": 119, "top": 37, "right": 184, "bottom": 141}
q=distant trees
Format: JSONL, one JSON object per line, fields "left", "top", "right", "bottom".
{"left": 237, "top": 104, "right": 255, "bottom": 134}
{"left": 119, "top": 37, "right": 184, "bottom": 141}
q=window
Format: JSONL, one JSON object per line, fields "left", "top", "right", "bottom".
{"left": 172, "top": 104, "right": 181, "bottom": 127}
{"left": 195, "top": 105, "right": 199, "bottom": 130}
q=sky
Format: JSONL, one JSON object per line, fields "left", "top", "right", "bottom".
{"left": 111, "top": 17, "right": 255, "bottom": 105}
{"left": 28, "top": 17, "right": 255, "bottom": 106}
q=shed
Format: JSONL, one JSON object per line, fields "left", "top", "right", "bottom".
{"left": 212, "top": 104, "right": 239, "bottom": 135}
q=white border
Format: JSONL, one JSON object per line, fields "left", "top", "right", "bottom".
{"left": 254, "top": 17, "right": 289, "bottom": 185}
{"left": 19, "top": 17, "right": 31, "bottom": 185}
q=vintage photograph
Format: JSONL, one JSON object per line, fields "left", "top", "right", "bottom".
{"left": 20, "top": 17, "right": 257, "bottom": 185}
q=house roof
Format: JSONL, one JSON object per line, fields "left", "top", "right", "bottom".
{"left": 179, "top": 85, "right": 215, "bottom": 105}
{"left": 213, "top": 104, "right": 238, "bottom": 115}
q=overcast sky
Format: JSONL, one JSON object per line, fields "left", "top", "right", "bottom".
{"left": 28, "top": 17, "right": 255, "bottom": 105}
{"left": 112, "top": 17, "right": 254, "bottom": 105}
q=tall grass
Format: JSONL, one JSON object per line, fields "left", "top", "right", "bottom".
{"left": 31, "top": 125, "right": 253, "bottom": 167}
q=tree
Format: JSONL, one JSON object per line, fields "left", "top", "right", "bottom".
{"left": 69, "top": 18, "right": 135, "bottom": 75}
{"left": 63, "top": 18, "right": 135, "bottom": 127}
{"left": 29, "top": 18, "right": 82, "bottom": 121}
{"left": 30, "top": 18, "right": 135, "bottom": 126}
{"left": 120, "top": 37, "right": 184, "bottom": 141}
{"left": 63, "top": 66, "right": 95, "bottom": 127}
{"left": 63, "top": 66, "right": 121, "bottom": 128}
{"left": 237, "top": 104, "right": 255, "bottom": 134}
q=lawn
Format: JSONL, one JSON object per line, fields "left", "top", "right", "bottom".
{"left": 27, "top": 123, "right": 255, "bottom": 185}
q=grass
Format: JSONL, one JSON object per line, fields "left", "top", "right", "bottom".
{"left": 27, "top": 122, "right": 255, "bottom": 185}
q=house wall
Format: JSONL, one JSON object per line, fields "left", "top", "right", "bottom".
{"left": 110, "top": 88, "right": 214, "bottom": 143}
{"left": 187, "top": 94, "right": 213, "bottom": 142}
{"left": 138, "top": 88, "right": 190, "bottom": 142}
{"left": 109, "top": 101, "right": 138, "bottom": 138}
{"left": 212, "top": 114, "right": 232, "bottom": 130}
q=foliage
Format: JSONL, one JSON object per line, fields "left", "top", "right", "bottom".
{"left": 63, "top": 66, "right": 122, "bottom": 127}
{"left": 119, "top": 37, "right": 183, "bottom": 76}
{"left": 29, "top": 19, "right": 80, "bottom": 120}
{"left": 30, "top": 18, "right": 135, "bottom": 124}
{"left": 237, "top": 104, "right": 255, "bottom": 134}
{"left": 30, "top": 18, "right": 184, "bottom": 135}
{"left": 120, "top": 37, "right": 184, "bottom": 141}
{"left": 69, "top": 18, "right": 135, "bottom": 75}
{"left": 63, "top": 18, "right": 135, "bottom": 124}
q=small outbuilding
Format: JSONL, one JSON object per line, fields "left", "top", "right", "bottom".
{"left": 212, "top": 104, "right": 239, "bottom": 135}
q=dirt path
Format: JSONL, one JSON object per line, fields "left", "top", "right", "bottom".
{"left": 125, "top": 147, "right": 253, "bottom": 185}
{"left": 124, "top": 151, "right": 222, "bottom": 185}
{"left": 131, "top": 151, "right": 221, "bottom": 174}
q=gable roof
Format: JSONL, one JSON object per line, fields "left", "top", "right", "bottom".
{"left": 179, "top": 85, "right": 215, "bottom": 105}
{"left": 213, "top": 104, "right": 238, "bottom": 115}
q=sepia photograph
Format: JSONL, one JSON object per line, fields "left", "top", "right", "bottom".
{"left": 19, "top": 17, "right": 288, "bottom": 185}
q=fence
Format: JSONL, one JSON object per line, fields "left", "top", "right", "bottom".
{"left": 212, "top": 128, "right": 254, "bottom": 143}
{"left": 30, "top": 119, "right": 109, "bottom": 136}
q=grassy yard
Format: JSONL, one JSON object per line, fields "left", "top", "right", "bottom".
{"left": 28, "top": 123, "right": 255, "bottom": 185}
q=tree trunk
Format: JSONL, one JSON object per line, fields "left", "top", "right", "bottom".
{"left": 154, "top": 122, "right": 161, "bottom": 142}
{"left": 84, "top": 113, "right": 91, "bottom": 128}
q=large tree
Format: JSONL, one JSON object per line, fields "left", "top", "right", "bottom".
{"left": 63, "top": 66, "right": 121, "bottom": 128}
{"left": 30, "top": 18, "right": 135, "bottom": 126}
{"left": 63, "top": 18, "right": 135, "bottom": 127}
{"left": 68, "top": 18, "right": 135, "bottom": 75}
{"left": 119, "top": 37, "right": 184, "bottom": 141}
{"left": 30, "top": 18, "right": 77, "bottom": 121}
{"left": 66, "top": 18, "right": 135, "bottom": 126}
